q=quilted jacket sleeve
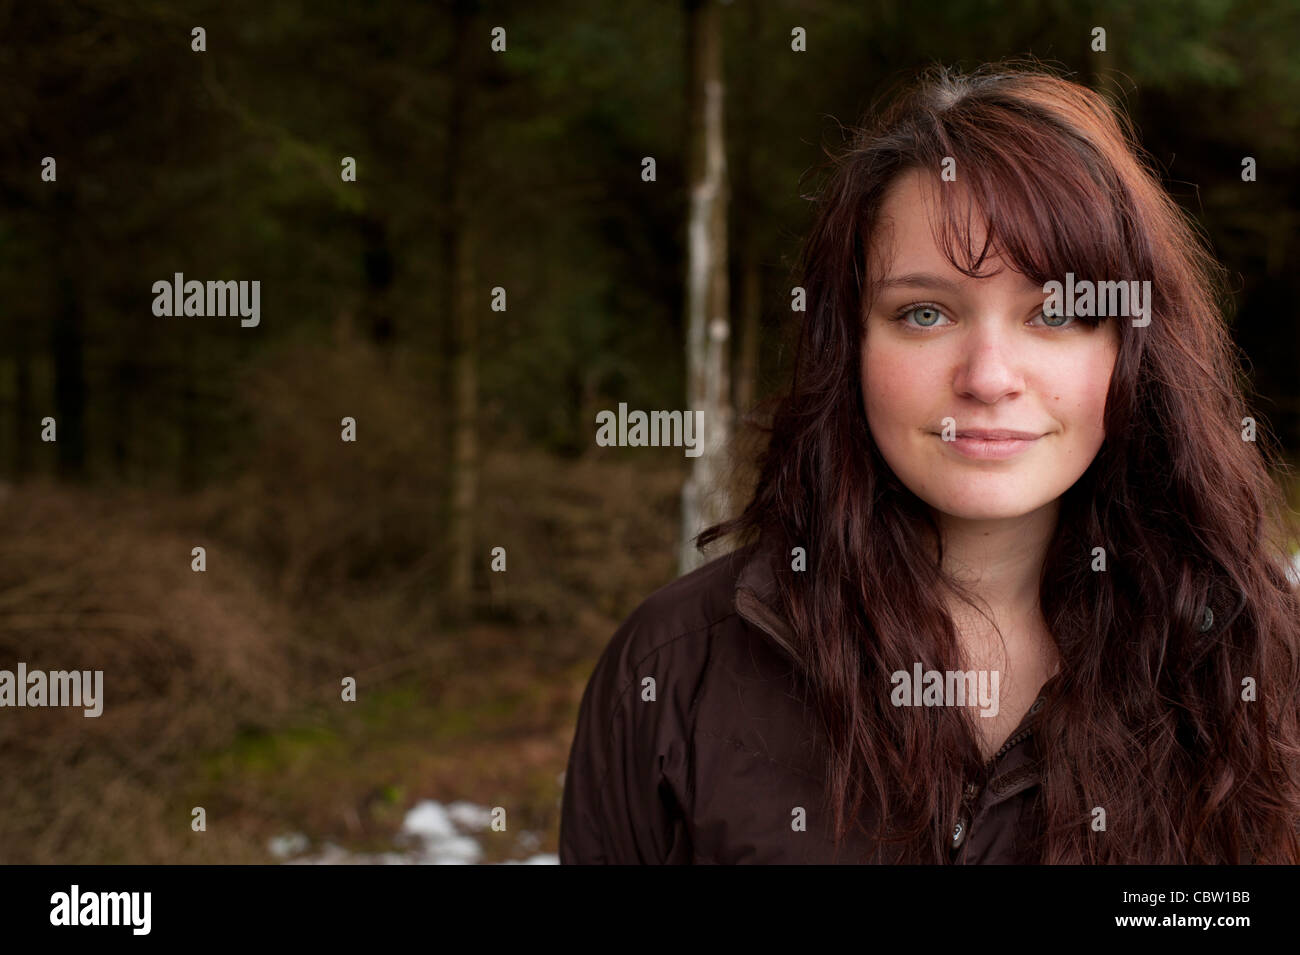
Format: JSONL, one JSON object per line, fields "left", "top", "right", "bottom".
{"left": 558, "top": 606, "right": 696, "bottom": 864}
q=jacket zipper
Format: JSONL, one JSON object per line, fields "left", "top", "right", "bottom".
{"left": 953, "top": 724, "right": 1038, "bottom": 858}
{"left": 967, "top": 724, "right": 1037, "bottom": 805}
{"left": 983, "top": 723, "right": 1036, "bottom": 775}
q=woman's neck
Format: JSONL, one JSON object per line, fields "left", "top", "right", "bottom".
{"left": 930, "top": 499, "right": 1059, "bottom": 628}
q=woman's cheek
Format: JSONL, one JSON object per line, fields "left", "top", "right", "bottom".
{"left": 862, "top": 353, "right": 895, "bottom": 432}
{"left": 863, "top": 352, "right": 923, "bottom": 461}
{"left": 1072, "top": 346, "right": 1118, "bottom": 432}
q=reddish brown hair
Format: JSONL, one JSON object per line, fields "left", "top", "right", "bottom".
{"left": 700, "top": 61, "right": 1300, "bottom": 863}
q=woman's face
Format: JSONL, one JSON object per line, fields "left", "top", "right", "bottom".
{"left": 861, "top": 168, "right": 1121, "bottom": 523}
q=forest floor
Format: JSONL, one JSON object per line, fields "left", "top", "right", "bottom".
{"left": 0, "top": 446, "right": 706, "bottom": 863}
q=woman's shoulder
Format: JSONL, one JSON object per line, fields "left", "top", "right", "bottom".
{"left": 558, "top": 545, "right": 752, "bottom": 862}
{"left": 559, "top": 541, "right": 815, "bottom": 863}
{"left": 577, "top": 544, "right": 760, "bottom": 712}
{"left": 616, "top": 543, "right": 756, "bottom": 648}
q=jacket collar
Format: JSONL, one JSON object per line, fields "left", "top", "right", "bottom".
{"left": 734, "top": 539, "right": 797, "bottom": 659}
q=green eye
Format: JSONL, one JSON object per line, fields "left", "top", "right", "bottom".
{"left": 905, "top": 305, "right": 944, "bottom": 326}
{"left": 1041, "top": 309, "right": 1070, "bottom": 327}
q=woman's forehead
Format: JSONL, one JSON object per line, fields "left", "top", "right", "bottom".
{"left": 874, "top": 171, "right": 984, "bottom": 263}
{"left": 871, "top": 172, "right": 1034, "bottom": 290}
{"left": 867, "top": 165, "right": 1101, "bottom": 293}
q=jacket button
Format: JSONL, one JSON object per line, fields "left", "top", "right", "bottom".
{"left": 952, "top": 813, "right": 968, "bottom": 850}
{"left": 1198, "top": 606, "right": 1214, "bottom": 633}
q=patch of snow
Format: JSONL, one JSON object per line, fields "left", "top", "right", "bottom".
{"left": 446, "top": 800, "right": 495, "bottom": 831}
{"left": 401, "top": 801, "right": 459, "bottom": 840}
{"left": 501, "top": 853, "right": 559, "bottom": 865}
{"left": 267, "top": 832, "right": 310, "bottom": 859}
{"left": 278, "top": 798, "right": 556, "bottom": 864}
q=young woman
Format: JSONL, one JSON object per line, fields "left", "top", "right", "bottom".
{"left": 559, "top": 62, "right": 1300, "bottom": 864}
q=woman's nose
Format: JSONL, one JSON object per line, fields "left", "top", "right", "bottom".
{"left": 952, "top": 323, "right": 1025, "bottom": 402}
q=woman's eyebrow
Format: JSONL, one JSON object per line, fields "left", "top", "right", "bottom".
{"left": 876, "top": 271, "right": 966, "bottom": 293}
{"left": 877, "top": 270, "right": 1043, "bottom": 297}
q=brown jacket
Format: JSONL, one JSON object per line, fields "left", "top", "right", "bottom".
{"left": 558, "top": 540, "right": 1247, "bottom": 864}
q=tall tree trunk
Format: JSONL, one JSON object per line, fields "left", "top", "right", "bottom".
{"left": 50, "top": 186, "right": 86, "bottom": 480}
{"left": 443, "top": 0, "right": 478, "bottom": 619}
{"left": 110, "top": 357, "right": 134, "bottom": 481}
{"left": 178, "top": 320, "right": 200, "bottom": 490}
{"left": 732, "top": 0, "right": 763, "bottom": 420}
{"left": 360, "top": 212, "right": 396, "bottom": 351}
{"left": 13, "top": 308, "right": 33, "bottom": 481}
{"left": 679, "top": 0, "right": 733, "bottom": 575}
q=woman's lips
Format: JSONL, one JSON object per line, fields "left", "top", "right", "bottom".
{"left": 937, "top": 432, "right": 1043, "bottom": 459}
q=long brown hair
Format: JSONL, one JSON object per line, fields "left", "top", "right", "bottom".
{"left": 699, "top": 60, "right": 1300, "bottom": 863}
